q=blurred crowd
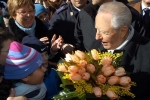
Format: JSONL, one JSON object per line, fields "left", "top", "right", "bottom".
{"left": 1, "top": 0, "right": 150, "bottom": 100}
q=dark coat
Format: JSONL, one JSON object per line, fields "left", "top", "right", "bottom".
{"left": 8, "top": 17, "right": 49, "bottom": 42}
{"left": 99, "top": 32, "right": 150, "bottom": 100}
{"left": 74, "top": 3, "right": 101, "bottom": 51}
{"left": 128, "top": 1, "right": 150, "bottom": 38}
{"left": 48, "top": 3, "right": 79, "bottom": 45}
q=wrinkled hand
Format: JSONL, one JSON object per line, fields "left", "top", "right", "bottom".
{"left": 7, "top": 88, "right": 27, "bottom": 100}
{"left": 51, "top": 34, "right": 63, "bottom": 54}
{"left": 61, "top": 43, "right": 75, "bottom": 55}
{"left": 40, "top": 37, "right": 49, "bottom": 45}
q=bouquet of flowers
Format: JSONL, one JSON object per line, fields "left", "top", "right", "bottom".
{"left": 53, "top": 49, "right": 136, "bottom": 100}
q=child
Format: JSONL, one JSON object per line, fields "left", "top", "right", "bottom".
{"left": 34, "top": 3, "right": 50, "bottom": 29}
{"left": 22, "top": 35, "right": 62, "bottom": 99}
{"left": 4, "top": 41, "right": 47, "bottom": 100}
{"left": 0, "top": 31, "right": 27, "bottom": 100}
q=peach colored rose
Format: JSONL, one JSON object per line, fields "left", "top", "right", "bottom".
{"left": 106, "top": 90, "right": 118, "bottom": 100}
{"left": 102, "top": 65, "right": 115, "bottom": 76}
{"left": 108, "top": 76, "right": 120, "bottom": 85}
{"left": 102, "top": 56, "right": 112, "bottom": 66}
{"left": 123, "top": 84, "right": 131, "bottom": 90}
{"left": 86, "top": 64, "right": 96, "bottom": 73}
{"left": 77, "top": 60, "right": 87, "bottom": 68}
{"left": 75, "top": 50, "right": 86, "bottom": 60}
{"left": 70, "top": 73, "right": 81, "bottom": 81}
{"left": 68, "top": 65, "right": 79, "bottom": 74}
{"left": 82, "top": 72, "right": 90, "bottom": 81}
{"left": 97, "top": 74, "right": 106, "bottom": 84}
{"left": 65, "top": 53, "right": 72, "bottom": 62}
{"left": 93, "top": 87, "right": 102, "bottom": 98}
{"left": 101, "top": 65, "right": 108, "bottom": 72}
{"left": 78, "top": 67, "right": 86, "bottom": 75}
{"left": 57, "top": 65, "right": 68, "bottom": 72}
{"left": 114, "top": 67, "right": 126, "bottom": 77}
{"left": 119, "top": 76, "right": 131, "bottom": 86}
{"left": 91, "top": 49, "right": 99, "bottom": 60}
{"left": 71, "top": 54, "right": 80, "bottom": 63}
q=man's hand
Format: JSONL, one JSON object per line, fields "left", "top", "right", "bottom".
{"left": 7, "top": 88, "right": 27, "bottom": 100}
{"left": 61, "top": 43, "right": 75, "bottom": 55}
{"left": 51, "top": 34, "right": 63, "bottom": 54}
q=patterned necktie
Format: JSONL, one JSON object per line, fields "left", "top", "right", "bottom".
{"left": 143, "top": 8, "right": 150, "bottom": 29}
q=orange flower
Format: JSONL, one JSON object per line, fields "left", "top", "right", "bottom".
{"left": 78, "top": 67, "right": 86, "bottom": 75}
{"left": 68, "top": 65, "right": 79, "bottom": 74}
{"left": 102, "top": 56, "right": 112, "bottom": 66}
{"left": 57, "top": 65, "right": 68, "bottom": 72}
{"left": 123, "top": 84, "right": 131, "bottom": 90}
{"left": 77, "top": 60, "right": 87, "bottom": 68}
{"left": 108, "top": 76, "right": 120, "bottom": 85}
{"left": 119, "top": 76, "right": 131, "bottom": 86}
{"left": 82, "top": 72, "right": 90, "bottom": 81}
{"left": 75, "top": 50, "right": 86, "bottom": 60}
{"left": 102, "top": 65, "right": 115, "bottom": 76}
{"left": 71, "top": 54, "right": 80, "bottom": 63}
{"left": 70, "top": 73, "right": 81, "bottom": 81}
{"left": 106, "top": 90, "right": 118, "bottom": 100}
{"left": 91, "top": 49, "right": 99, "bottom": 60}
{"left": 97, "top": 74, "right": 106, "bottom": 84}
{"left": 86, "top": 64, "right": 95, "bottom": 73}
{"left": 114, "top": 67, "right": 126, "bottom": 77}
{"left": 93, "top": 87, "right": 102, "bottom": 98}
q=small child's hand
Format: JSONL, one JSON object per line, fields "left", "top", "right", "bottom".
{"left": 51, "top": 34, "right": 63, "bottom": 54}
{"left": 39, "top": 37, "right": 49, "bottom": 44}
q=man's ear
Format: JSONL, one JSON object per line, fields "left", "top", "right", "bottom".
{"left": 120, "top": 26, "right": 128, "bottom": 38}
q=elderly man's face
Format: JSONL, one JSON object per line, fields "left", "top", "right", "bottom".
{"left": 95, "top": 12, "right": 125, "bottom": 50}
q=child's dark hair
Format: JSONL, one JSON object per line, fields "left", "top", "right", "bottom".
{"left": 0, "top": 31, "right": 14, "bottom": 51}
{"left": 0, "top": 79, "right": 12, "bottom": 100}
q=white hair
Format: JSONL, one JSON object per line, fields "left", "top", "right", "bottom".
{"left": 97, "top": 2, "right": 132, "bottom": 29}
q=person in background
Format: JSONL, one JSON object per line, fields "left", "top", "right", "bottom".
{"left": 34, "top": 3, "right": 50, "bottom": 28}
{"left": 129, "top": 0, "right": 150, "bottom": 38}
{"left": 4, "top": 41, "right": 47, "bottom": 99}
{"left": 7, "top": 0, "right": 50, "bottom": 43}
{"left": 48, "top": 0, "right": 87, "bottom": 63}
{"left": 22, "top": 35, "right": 62, "bottom": 99}
{"left": 0, "top": 2, "right": 5, "bottom": 29}
{"left": 95, "top": 2, "right": 150, "bottom": 99}
{"left": 35, "top": 0, "right": 65, "bottom": 19}
{"left": 0, "top": 31, "right": 27, "bottom": 100}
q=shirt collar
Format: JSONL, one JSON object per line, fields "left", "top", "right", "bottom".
{"left": 142, "top": 1, "right": 150, "bottom": 15}
{"left": 73, "top": 5, "right": 81, "bottom": 12}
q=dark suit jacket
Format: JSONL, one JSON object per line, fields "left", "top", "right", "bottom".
{"left": 99, "top": 31, "right": 150, "bottom": 100}
{"left": 48, "top": 3, "right": 79, "bottom": 45}
{"left": 129, "top": 1, "right": 150, "bottom": 38}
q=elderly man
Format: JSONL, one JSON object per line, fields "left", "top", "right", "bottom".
{"left": 95, "top": 2, "right": 150, "bottom": 100}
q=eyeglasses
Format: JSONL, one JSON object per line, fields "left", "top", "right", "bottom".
{"left": 16, "top": 9, "right": 35, "bottom": 16}
{"left": 97, "top": 29, "right": 111, "bottom": 35}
